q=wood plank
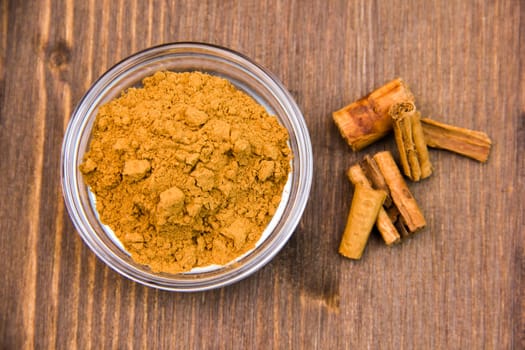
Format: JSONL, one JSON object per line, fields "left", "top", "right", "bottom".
{"left": 0, "top": 0, "right": 522, "bottom": 348}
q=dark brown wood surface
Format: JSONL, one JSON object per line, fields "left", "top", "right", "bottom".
{"left": 1, "top": 0, "right": 523, "bottom": 348}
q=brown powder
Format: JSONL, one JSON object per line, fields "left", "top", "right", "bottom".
{"left": 79, "top": 71, "right": 291, "bottom": 273}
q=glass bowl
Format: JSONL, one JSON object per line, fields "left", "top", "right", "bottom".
{"left": 61, "top": 42, "right": 313, "bottom": 292}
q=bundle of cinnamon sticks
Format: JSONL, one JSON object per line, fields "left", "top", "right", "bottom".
{"left": 334, "top": 78, "right": 492, "bottom": 260}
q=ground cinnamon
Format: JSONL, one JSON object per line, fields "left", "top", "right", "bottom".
{"left": 80, "top": 71, "right": 291, "bottom": 273}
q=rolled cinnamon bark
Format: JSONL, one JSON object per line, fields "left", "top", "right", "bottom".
{"left": 360, "top": 155, "right": 393, "bottom": 208}
{"left": 333, "top": 78, "right": 414, "bottom": 151}
{"left": 373, "top": 151, "right": 426, "bottom": 234}
{"left": 421, "top": 118, "right": 492, "bottom": 162}
{"left": 339, "top": 184, "right": 386, "bottom": 259}
{"left": 347, "top": 165, "right": 400, "bottom": 246}
{"left": 389, "top": 102, "right": 432, "bottom": 181}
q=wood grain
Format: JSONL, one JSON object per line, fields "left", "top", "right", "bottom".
{"left": 0, "top": 0, "right": 523, "bottom": 348}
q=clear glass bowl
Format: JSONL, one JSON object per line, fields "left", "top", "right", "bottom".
{"left": 61, "top": 42, "right": 313, "bottom": 292}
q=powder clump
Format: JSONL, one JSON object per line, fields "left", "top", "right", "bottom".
{"left": 80, "top": 71, "right": 291, "bottom": 273}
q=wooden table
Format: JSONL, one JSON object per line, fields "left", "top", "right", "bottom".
{"left": 1, "top": 0, "right": 523, "bottom": 348}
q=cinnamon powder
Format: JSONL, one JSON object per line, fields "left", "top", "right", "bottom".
{"left": 80, "top": 71, "right": 291, "bottom": 273}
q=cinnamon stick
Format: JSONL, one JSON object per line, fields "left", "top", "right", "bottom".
{"left": 421, "top": 118, "right": 492, "bottom": 162}
{"left": 372, "top": 151, "right": 426, "bottom": 234}
{"left": 339, "top": 184, "right": 386, "bottom": 259}
{"left": 347, "top": 165, "right": 400, "bottom": 246}
{"left": 360, "top": 155, "right": 393, "bottom": 208}
{"left": 333, "top": 78, "right": 414, "bottom": 151}
{"left": 389, "top": 102, "right": 432, "bottom": 181}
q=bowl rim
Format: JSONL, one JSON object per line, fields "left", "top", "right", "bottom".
{"left": 61, "top": 42, "right": 313, "bottom": 292}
